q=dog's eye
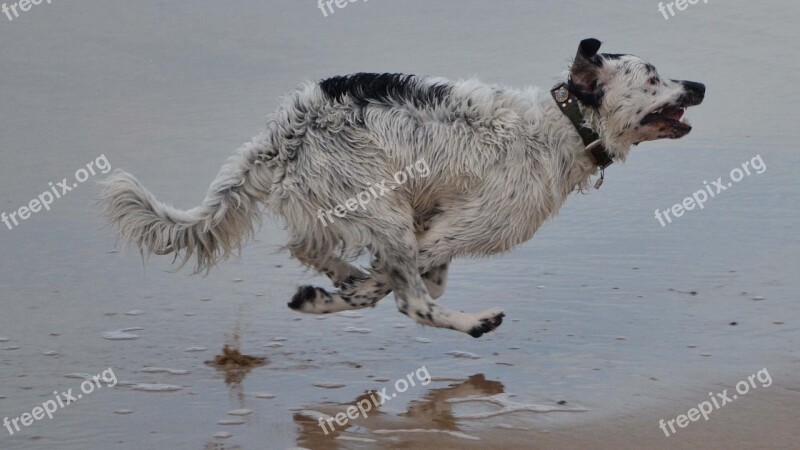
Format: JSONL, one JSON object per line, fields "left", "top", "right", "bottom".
{"left": 647, "top": 77, "right": 659, "bottom": 86}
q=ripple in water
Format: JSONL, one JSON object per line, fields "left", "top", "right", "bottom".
{"left": 140, "top": 367, "right": 190, "bottom": 375}
{"left": 102, "top": 330, "right": 139, "bottom": 340}
{"left": 131, "top": 383, "right": 182, "bottom": 392}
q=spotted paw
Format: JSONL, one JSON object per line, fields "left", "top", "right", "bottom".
{"left": 467, "top": 310, "right": 505, "bottom": 338}
{"left": 288, "top": 285, "right": 332, "bottom": 313}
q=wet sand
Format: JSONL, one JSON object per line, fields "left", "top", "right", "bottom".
{"left": 471, "top": 388, "right": 800, "bottom": 450}
{"left": 373, "top": 390, "right": 800, "bottom": 450}
{"left": 556, "top": 390, "right": 799, "bottom": 450}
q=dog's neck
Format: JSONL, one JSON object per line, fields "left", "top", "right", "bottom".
{"left": 550, "top": 84, "right": 613, "bottom": 188}
{"left": 529, "top": 91, "right": 612, "bottom": 195}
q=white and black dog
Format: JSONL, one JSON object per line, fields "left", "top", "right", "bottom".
{"left": 101, "top": 39, "right": 704, "bottom": 338}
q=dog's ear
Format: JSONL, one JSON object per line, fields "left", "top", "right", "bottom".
{"left": 568, "top": 38, "right": 604, "bottom": 106}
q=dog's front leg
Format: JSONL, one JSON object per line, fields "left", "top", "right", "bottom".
{"left": 380, "top": 228, "right": 504, "bottom": 338}
{"left": 422, "top": 263, "right": 449, "bottom": 300}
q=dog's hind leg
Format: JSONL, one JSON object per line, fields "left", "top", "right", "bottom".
{"left": 287, "top": 257, "right": 392, "bottom": 314}
{"left": 291, "top": 251, "right": 367, "bottom": 288}
{"left": 287, "top": 282, "right": 390, "bottom": 314}
{"left": 293, "top": 258, "right": 448, "bottom": 308}
{"left": 289, "top": 260, "right": 448, "bottom": 315}
{"left": 290, "top": 254, "right": 449, "bottom": 309}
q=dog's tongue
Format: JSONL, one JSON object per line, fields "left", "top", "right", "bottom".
{"left": 665, "top": 107, "right": 685, "bottom": 121}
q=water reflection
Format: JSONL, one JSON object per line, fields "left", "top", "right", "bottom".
{"left": 293, "top": 374, "right": 504, "bottom": 449}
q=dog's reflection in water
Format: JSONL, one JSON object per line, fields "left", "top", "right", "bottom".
{"left": 293, "top": 374, "right": 504, "bottom": 449}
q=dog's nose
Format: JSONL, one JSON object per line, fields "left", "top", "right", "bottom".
{"left": 682, "top": 81, "right": 706, "bottom": 95}
{"left": 674, "top": 80, "right": 705, "bottom": 105}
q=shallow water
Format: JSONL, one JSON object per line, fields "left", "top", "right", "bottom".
{"left": 1, "top": 1, "right": 798, "bottom": 449}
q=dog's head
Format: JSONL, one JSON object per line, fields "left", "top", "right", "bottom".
{"left": 566, "top": 38, "right": 705, "bottom": 159}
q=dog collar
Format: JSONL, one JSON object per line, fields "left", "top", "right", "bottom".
{"left": 551, "top": 83, "right": 613, "bottom": 188}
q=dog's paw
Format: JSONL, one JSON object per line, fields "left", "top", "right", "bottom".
{"left": 467, "top": 309, "right": 505, "bottom": 338}
{"left": 288, "top": 285, "right": 333, "bottom": 313}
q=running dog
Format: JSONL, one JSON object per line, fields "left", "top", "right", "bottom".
{"left": 100, "top": 38, "right": 705, "bottom": 338}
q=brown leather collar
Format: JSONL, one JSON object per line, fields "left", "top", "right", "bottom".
{"left": 551, "top": 83, "right": 614, "bottom": 170}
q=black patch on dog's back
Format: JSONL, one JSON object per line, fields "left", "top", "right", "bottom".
{"left": 319, "top": 73, "right": 451, "bottom": 108}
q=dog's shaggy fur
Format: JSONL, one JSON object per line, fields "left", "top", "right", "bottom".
{"left": 100, "top": 39, "right": 704, "bottom": 338}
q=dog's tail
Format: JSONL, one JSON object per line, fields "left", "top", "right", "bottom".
{"left": 99, "top": 133, "right": 276, "bottom": 274}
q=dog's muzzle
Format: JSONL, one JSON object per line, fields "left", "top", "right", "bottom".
{"left": 640, "top": 80, "right": 705, "bottom": 138}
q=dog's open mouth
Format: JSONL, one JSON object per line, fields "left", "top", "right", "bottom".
{"left": 641, "top": 105, "right": 692, "bottom": 138}
{"left": 640, "top": 82, "right": 705, "bottom": 140}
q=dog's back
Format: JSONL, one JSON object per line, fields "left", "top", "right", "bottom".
{"left": 99, "top": 72, "right": 577, "bottom": 272}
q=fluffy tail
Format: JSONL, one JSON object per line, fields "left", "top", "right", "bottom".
{"left": 99, "top": 134, "right": 275, "bottom": 274}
